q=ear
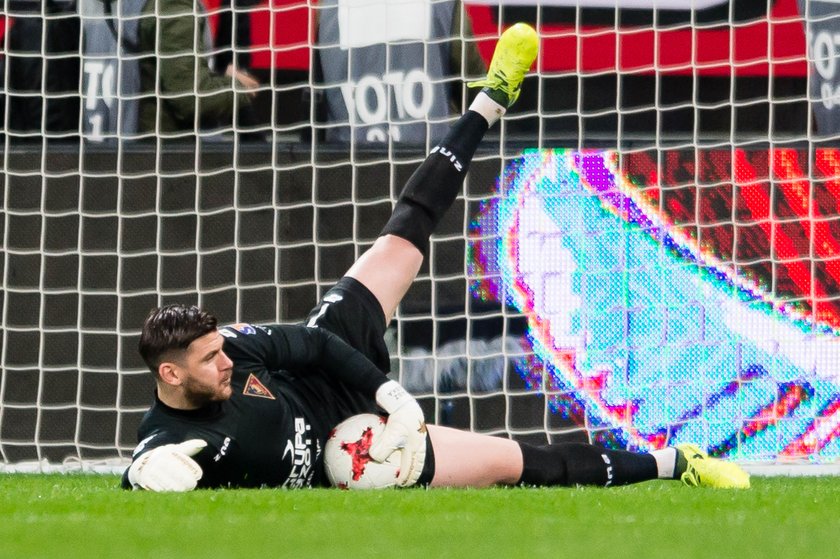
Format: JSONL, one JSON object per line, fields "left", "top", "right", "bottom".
{"left": 157, "top": 361, "right": 183, "bottom": 387}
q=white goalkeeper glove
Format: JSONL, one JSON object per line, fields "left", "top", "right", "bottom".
{"left": 127, "top": 439, "right": 207, "bottom": 492}
{"left": 369, "top": 380, "right": 427, "bottom": 487}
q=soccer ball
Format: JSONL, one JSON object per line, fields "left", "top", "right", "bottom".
{"left": 324, "top": 413, "right": 401, "bottom": 490}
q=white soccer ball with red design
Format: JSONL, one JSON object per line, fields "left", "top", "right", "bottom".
{"left": 324, "top": 413, "right": 401, "bottom": 490}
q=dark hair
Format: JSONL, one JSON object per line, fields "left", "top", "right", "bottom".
{"left": 138, "top": 304, "right": 218, "bottom": 376}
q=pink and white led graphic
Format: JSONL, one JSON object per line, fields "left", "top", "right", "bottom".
{"left": 469, "top": 148, "right": 840, "bottom": 461}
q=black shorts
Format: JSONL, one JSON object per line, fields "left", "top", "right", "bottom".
{"left": 304, "top": 276, "right": 391, "bottom": 372}
{"left": 303, "top": 275, "right": 436, "bottom": 486}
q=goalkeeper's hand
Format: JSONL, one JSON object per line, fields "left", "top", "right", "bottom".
{"left": 127, "top": 439, "right": 207, "bottom": 492}
{"left": 369, "top": 380, "right": 427, "bottom": 487}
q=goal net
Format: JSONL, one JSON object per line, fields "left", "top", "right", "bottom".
{"left": 2, "top": 0, "right": 839, "bottom": 474}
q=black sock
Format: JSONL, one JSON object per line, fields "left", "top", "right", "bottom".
{"left": 435, "top": 109, "right": 490, "bottom": 174}
{"left": 518, "top": 442, "right": 659, "bottom": 487}
{"left": 380, "top": 111, "right": 489, "bottom": 256}
{"left": 674, "top": 448, "right": 688, "bottom": 479}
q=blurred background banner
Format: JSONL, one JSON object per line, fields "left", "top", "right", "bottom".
{"left": 463, "top": 0, "right": 806, "bottom": 75}
{"left": 237, "top": 0, "right": 806, "bottom": 76}
{"left": 798, "top": 0, "right": 840, "bottom": 136}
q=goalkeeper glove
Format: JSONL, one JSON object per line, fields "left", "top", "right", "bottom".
{"left": 369, "top": 380, "right": 427, "bottom": 487}
{"left": 127, "top": 439, "right": 207, "bottom": 492}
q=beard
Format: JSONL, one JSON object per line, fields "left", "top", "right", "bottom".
{"left": 180, "top": 375, "right": 232, "bottom": 408}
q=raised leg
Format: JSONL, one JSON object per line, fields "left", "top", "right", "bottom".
{"left": 346, "top": 24, "right": 540, "bottom": 325}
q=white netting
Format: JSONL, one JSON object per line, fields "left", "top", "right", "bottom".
{"left": 2, "top": 0, "right": 839, "bottom": 473}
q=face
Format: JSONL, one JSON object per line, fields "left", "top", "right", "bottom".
{"left": 171, "top": 330, "right": 234, "bottom": 408}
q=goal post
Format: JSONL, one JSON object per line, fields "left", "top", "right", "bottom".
{"left": 2, "top": 0, "right": 840, "bottom": 474}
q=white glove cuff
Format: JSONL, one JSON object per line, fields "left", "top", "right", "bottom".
{"left": 375, "top": 380, "right": 412, "bottom": 414}
{"left": 127, "top": 454, "right": 149, "bottom": 490}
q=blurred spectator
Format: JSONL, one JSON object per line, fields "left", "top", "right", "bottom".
{"left": 5, "top": 0, "right": 80, "bottom": 140}
{"left": 137, "top": 0, "right": 260, "bottom": 136}
{"left": 81, "top": 0, "right": 259, "bottom": 141}
{"left": 211, "top": 0, "right": 259, "bottom": 73}
{"left": 316, "top": 0, "right": 485, "bottom": 144}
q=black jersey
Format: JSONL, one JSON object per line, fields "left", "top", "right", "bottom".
{"left": 122, "top": 322, "right": 388, "bottom": 489}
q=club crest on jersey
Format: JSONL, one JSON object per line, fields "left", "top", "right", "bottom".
{"left": 231, "top": 323, "right": 256, "bottom": 335}
{"left": 243, "top": 373, "right": 275, "bottom": 399}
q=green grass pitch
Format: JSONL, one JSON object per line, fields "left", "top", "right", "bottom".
{"left": 1, "top": 474, "right": 839, "bottom": 558}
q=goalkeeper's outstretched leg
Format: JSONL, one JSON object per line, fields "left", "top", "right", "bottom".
{"left": 346, "top": 23, "right": 539, "bottom": 324}
{"left": 426, "top": 425, "right": 751, "bottom": 489}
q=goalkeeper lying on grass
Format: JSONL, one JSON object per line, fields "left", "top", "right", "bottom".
{"left": 123, "top": 24, "right": 750, "bottom": 492}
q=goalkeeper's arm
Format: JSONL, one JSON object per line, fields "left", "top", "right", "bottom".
{"left": 261, "top": 325, "right": 427, "bottom": 486}
{"left": 222, "top": 323, "right": 427, "bottom": 486}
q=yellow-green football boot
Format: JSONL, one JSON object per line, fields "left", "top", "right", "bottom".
{"left": 468, "top": 22, "right": 539, "bottom": 108}
{"left": 677, "top": 444, "right": 751, "bottom": 489}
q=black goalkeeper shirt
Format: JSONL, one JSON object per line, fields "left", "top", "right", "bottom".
{"left": 121, "top": 323, "right": 387, "bottom": 489}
